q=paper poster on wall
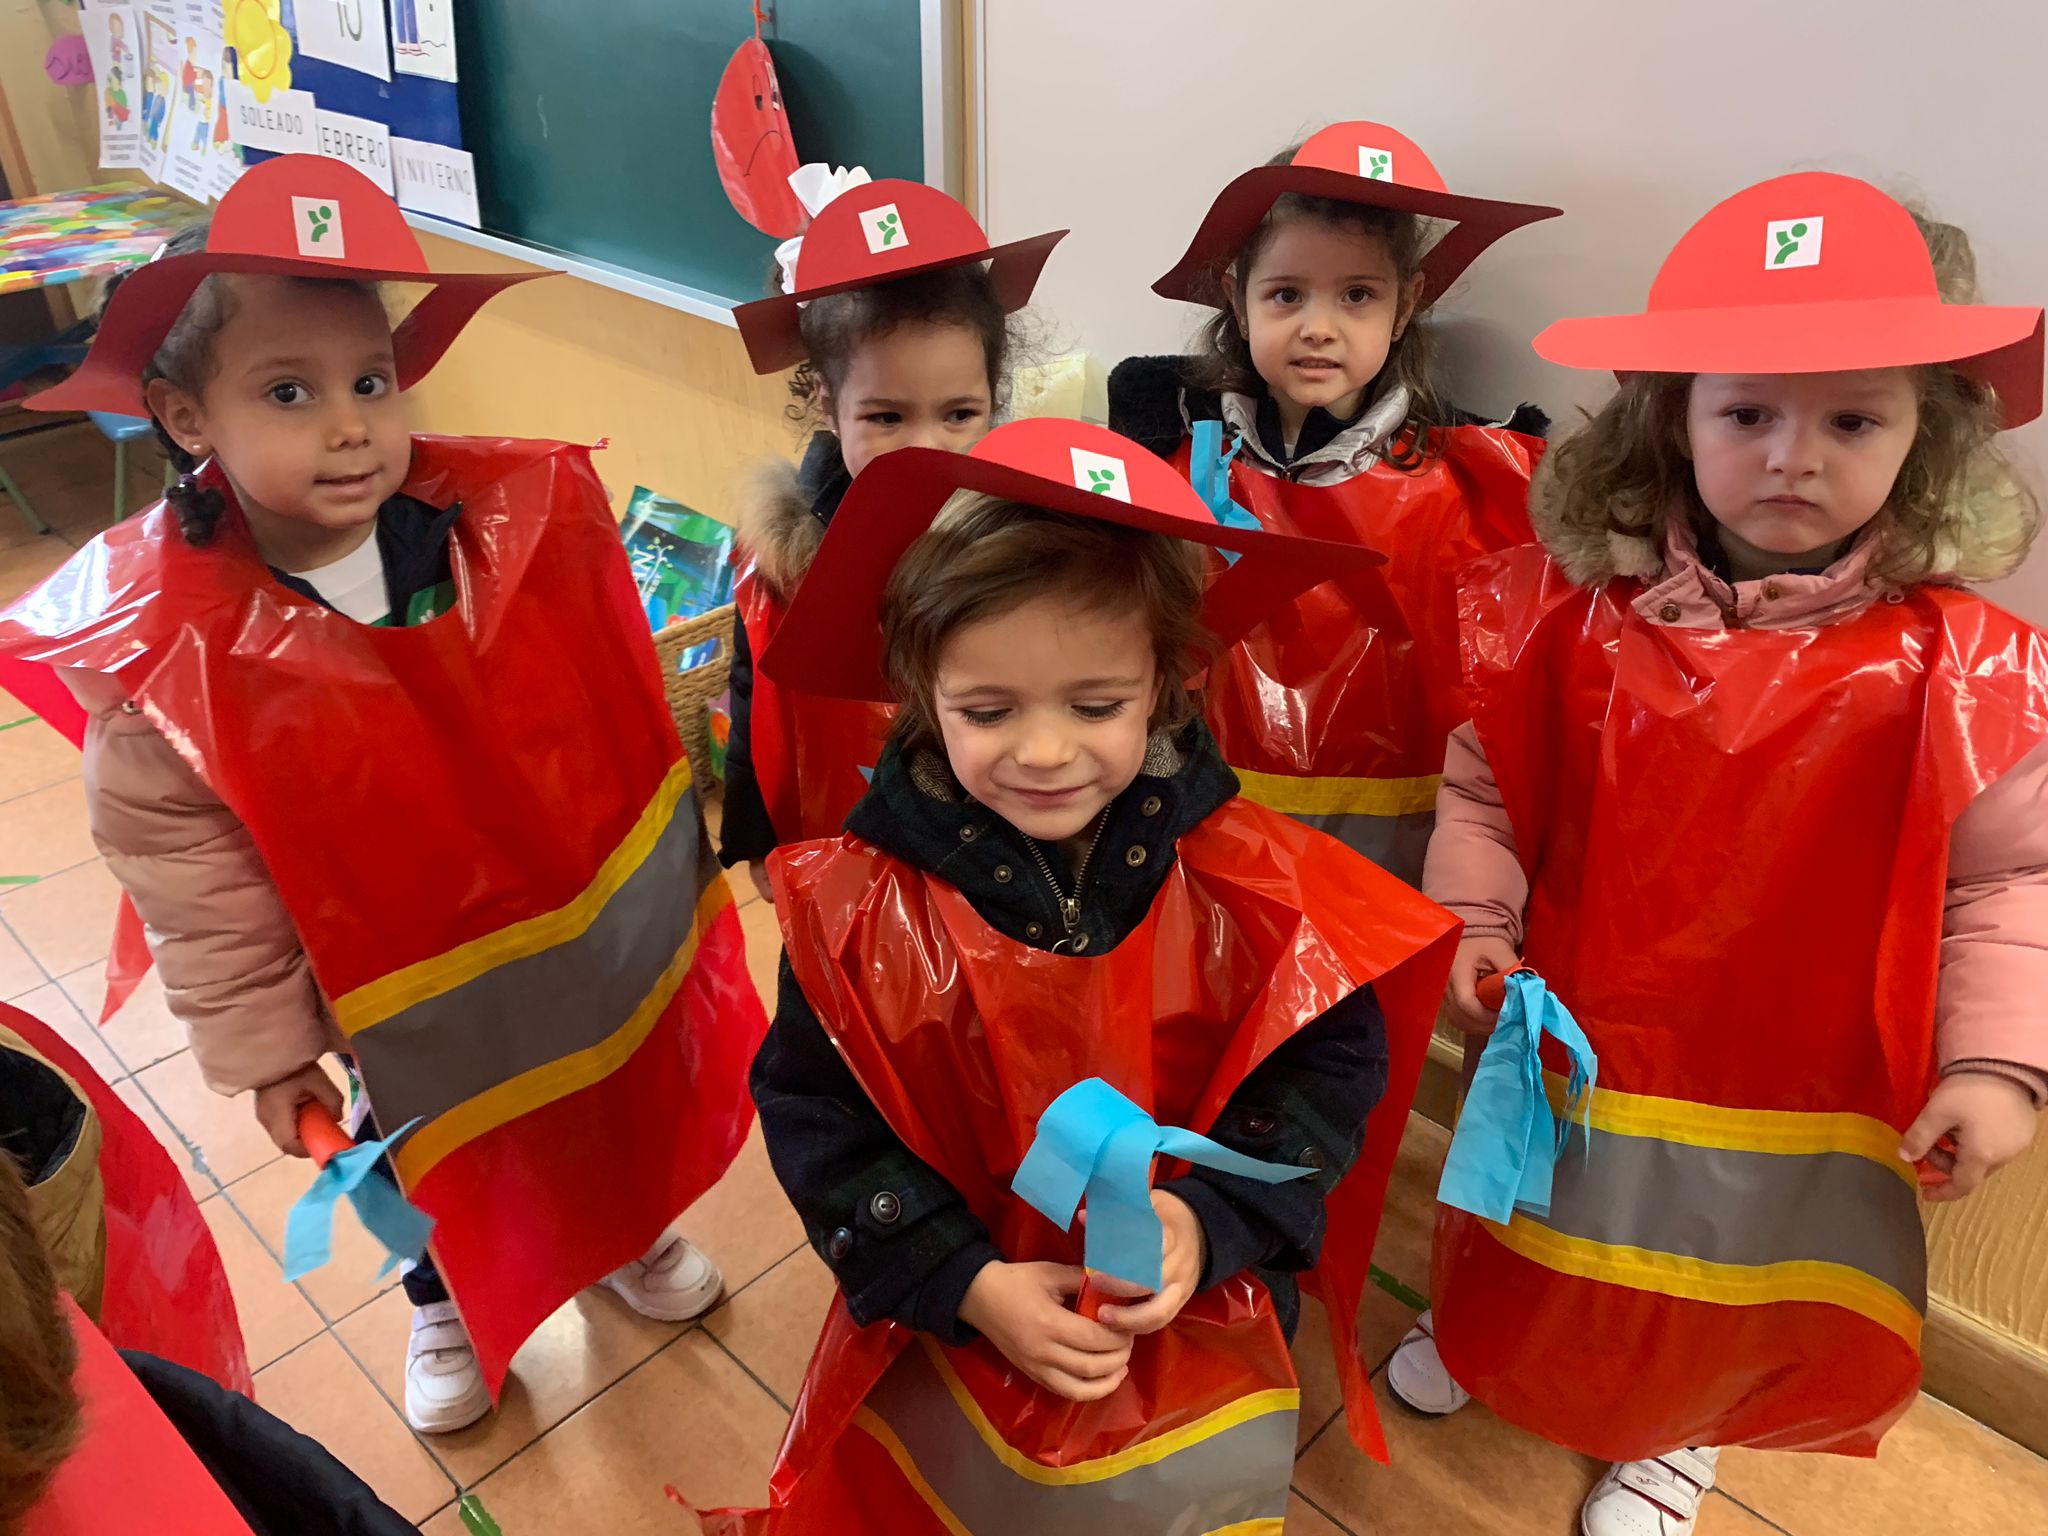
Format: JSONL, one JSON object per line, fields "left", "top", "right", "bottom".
{"left": 203, "top": 44, "right": 244, "bottom": 201}
{"left": 138, "top": 10, "right": 178, "bottom": 181}
{"left": 81, "top": 7, "right": 143, "bottom": 170}
{"left": 182, "top": 2, "right": 225, "bottom": 29}
{"left": 226, "top": 78, "right": 318, "bottom": 153}
{"left": 138, "top": 1, "right": 181, "bottom": 23}
{"left": 160, "top": 28, "right": 224, "bottom": 202}
{"left": 392, "top": 136, "right": 478, "bottom": 226}
{"left": 316, "top": 108, "right": 396, "bottom": 192}
{"left": 390, "top": 0, "right": 456, "bottom": 82}
{"left": 298, "top": 0, "right": 393, "bottom": 83}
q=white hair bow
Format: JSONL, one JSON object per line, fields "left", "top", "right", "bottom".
{"left": 774, "top": 163, "right": 874, "bottom": 295}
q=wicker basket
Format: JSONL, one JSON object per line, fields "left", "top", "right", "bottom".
{"left": 652, "top": 604, "right": 737, "bottom": 791}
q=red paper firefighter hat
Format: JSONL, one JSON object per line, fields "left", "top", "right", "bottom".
{"left": 732, "top": 178, "right": 1067, "bottom": 374}
{"left": 1535, "top": 171, "right": 2046, "bottom": 428}
{"left": 759, "top": 417, "right": 1387, "bottom": 702}
{"left": 29, "top": 154, "right": 546, "bottom": 417}
{"left": 1152, "top": 121, "right": 1561, "bottom": 310}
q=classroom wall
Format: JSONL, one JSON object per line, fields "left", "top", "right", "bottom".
{"left": 980, "top": 0, "right": 2048, "bottom": 623}
{"left": 0, "top": 0, "right": 101, "bottom": 197}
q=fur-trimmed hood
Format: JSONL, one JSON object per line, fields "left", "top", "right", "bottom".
{"left": 735, "top": 433, "right": 851, "bottom": 602}
{"left": 1526, "top": 441, "right": 2038, "bottom": 591}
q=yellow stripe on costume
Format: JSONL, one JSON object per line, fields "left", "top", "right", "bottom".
{"left": 851, "top": 1407, "right": 975, "bottom": 1536}
{"left": 334, "top": 756, "right": 696, "bottom": 1037}
{"left": 919, "top": 1337, "right": 1299, "bottom": 1486}
{"left": 1232, "top": 766, "right": 1442, "bottom": 819}
{"left": 390, "top": 877, "right": 732, "bottom": 1187}
{"left": 1486, "top": 1213, "right": 1925, "bottom": 1348}
{"left": 1542, "top": 1073, "right": 1915, "bottom": 1186}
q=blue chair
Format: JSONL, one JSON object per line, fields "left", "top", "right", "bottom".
{"left": 87, "top": 411, "right": 168, "bottom": 520}
{"left": 0, "top": 336, "right": 90, "bottom": 536}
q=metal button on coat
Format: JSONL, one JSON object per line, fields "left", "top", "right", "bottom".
{"left": 994, "top": 865, "right": 1013, "bottom": 883}
{"left": 1125, "top": 846, "right": 1147, "bottom": 867}
{"left": 870, "top": 1191, "right": 903, "bottom": 1224}
{"left": 1026, "top": 922, "right": 1043, "bottom": 939}
{"left": 1242, "top": 1111, "right": 1278, "bottom": 1137}
{"left": 959, "top": 825, "right": 979, "bottom": 842}
{"left": 1301, "top": 1147, "right": 1326, "bottom": 1172}
{"left": 1071, "top": 933, "right": 1091, "bottom": 953}
{"left": 827, "top": 1227, "right": 854, "bottom": 1261}
{"left": 1141, "top": 796, "right": 1163, "bottom": 817}
{"left": 1658, "top": 603, "right": 1683, "bottom": 623}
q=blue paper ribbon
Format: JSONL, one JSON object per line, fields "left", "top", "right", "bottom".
{"left": 1189, "top": 419, "right": 1258, "bottom": 566}
{"left": 1437, "top": 971, "right": 1598, "bottom": 1224}
{"left": 283, "top": 1117, "right": 436, "bottom": 1282}
{"left": 1011, "top": 1078, "right": 1314, "bottom": 1292}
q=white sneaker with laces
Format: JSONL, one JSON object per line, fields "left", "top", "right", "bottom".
{"left": 1580, "top": 1447, "right": 1721, "bottom": 1536}
{"left": 1385, "top": 1310, "right": 1472, "bottom": 1415}
{"left": 601, "top": 1231, "right": 724, "bottom": 1322}
{"left": 404, "top": 1301, "right": 490, "bottom": 1434}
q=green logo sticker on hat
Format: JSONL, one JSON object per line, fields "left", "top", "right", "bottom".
{"left": 1357, "top": 146, "right": 1394, "bottom": 181}
{"left": 291, "top": 195, "right": 346, "bottom": 260}
{"left": 1765, "top": 215, "right": 1823, "bottom": 270}
{"left": 860, "top": 201, "right": 907, "bottom": 255}
{"left": 1070, "top": 446, "right": 1133, "bottom": 503}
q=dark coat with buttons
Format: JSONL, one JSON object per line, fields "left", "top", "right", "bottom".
{"left": 750, "top": 720, "right": 1390, "bottom": 1343}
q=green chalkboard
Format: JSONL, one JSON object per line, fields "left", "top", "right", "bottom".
{"left": 454, "top": 1, "right": 928, "bottom": 308}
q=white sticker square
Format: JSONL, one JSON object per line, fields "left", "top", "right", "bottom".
{"left": 1765, "top": 215, "right": 1823, "bottom": 270}
{"left": 1356, "top": 146, "right": 1395, "bottom": 182}
{"left": 860, "top": 201, "right": 908, "bottom": 254}
{"left": 292, "top": 196, "right": 346, "bottom": 259}
{"left": 1071, "top": 447, "right": 1132, "bottom": 502}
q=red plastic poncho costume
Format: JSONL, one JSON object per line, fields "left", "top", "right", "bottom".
{"left": 1150, "top": 119, "right": 1561, "bottom": 880}
{"left": 693, "top": 418, "right": 1461, "bottom": 1533}
{"left": 1428, "top": 171, "right": 2048, "bottom": 1460}
{"left": 1, "top": 156, "right": 769, "bottom": 1396}
{"left": 1181, "top": 426, "right": 1541, "bottom": 880}
{"left": 727, "top": 177, "right": 1067, "bottom": 844}
{"left": 1431, "top": 547, "right": 2048, "bottom": 1457}
{"left": 3, "top": 998, "right": 249, "bottom": 1396}
{"left": 0, "top": 438, "right": 767, "bottom": 1396}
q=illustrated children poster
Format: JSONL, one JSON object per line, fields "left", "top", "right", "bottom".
{"left": 138, "top": 9, "right": 177, "bottom": 181}
{"left": 79, "top": 8, "right": 143, "bottom": 169}
{"left": 391, "top": 0, "right": 457, "bottom": 84}
{"left": 159, "top": 22, "right": 226, "bottom": 204}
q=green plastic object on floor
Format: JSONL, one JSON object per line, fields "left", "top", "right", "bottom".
{"left": 458, "top": 1494, "right": 502, "bottom": 1535}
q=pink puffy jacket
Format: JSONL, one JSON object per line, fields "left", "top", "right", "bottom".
{"left": 65, "top": 671, "right": 339, "bottom": 1096}
{"left": 1424, "top": 528, "right": 2048, "bottom": 1101}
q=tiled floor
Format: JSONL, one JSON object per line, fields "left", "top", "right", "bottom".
{"left": 5, "top": 421, "right": 2048, "bottom": 1532}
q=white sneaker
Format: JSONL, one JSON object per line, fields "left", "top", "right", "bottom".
{"left": 404, "top": 1301, "right": 490, "bottom": 1434}
{"left": 1386, "top": 1310, "right": 1472, "bottom": 1415}
{"left": 1580, "top": 1447, "right": 1721, "bottom": 1536}
{"left": 600, "top": 1232, "right": 724, "bottom": 1322}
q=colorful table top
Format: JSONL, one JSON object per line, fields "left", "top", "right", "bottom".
{"left": 0, "top": 184, "right": 206, "bottom": 298}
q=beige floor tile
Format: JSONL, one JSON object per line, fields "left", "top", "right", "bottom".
{"left": 1287, "top": 1493, "right": 1354, "bottom": 1534}
{"left": 0, "top": 537, "right": 75, "bottom": 606}
{"left": 455, "top": 1331, "right": 789, "bottom": 1529}
{"left": 1719, "top": 1391, "right": 2048, "bottom": 1535}
{"left": 679, "top": 1124, "right": 807, "bottom": 1296}
{"left": 0, "top": 919, "right": 45, "bottom": 999}
{"left": 738, "top": 888, "right": 782, "bottom": 1003}
{"left": 1373, "top": 1112, "right": 1448, "bottom": 1301}
{"left": 113, "top": 1076, "right": 214, "bottom": 1199}
{"left": 9, "top": 979, "right": 123, "bottom": 1084}
{"left": 1291, "top": 1286, "right": 1420, "bottom": 1459}
{"left": 0, "top": 856, "right": 120, "bottom": 978}
{"left": 1700, "top": 1495, "right": 1794, "bottom": 1533}
{"left": 0, "top": 780, "right": 96, "bottom": 880}
{"left": 704, "top": 1245, "right": 835, "bottom": 1407}
{"left": 337, "top": 1281, "right": 691, "bottom": 1487}
{"left": 417, "top": 1505, "right": 466, "bottom": 1536}
{"left": 1294, "top": 1372, "right": 1603, "bottom": 1535}
{"left": 1, "top": 685, "right": 25, "bottom": 715}
{"left": 135, "top": 1046, "right": 283, "bottom": 1185}
{"left": 225, "top": 1154, "right": 406, "bottom": 1323}
{"left": 80, "top": 963, "right": 188, "bottom": 1072}
{"left": 199, "top": 1192, "right": 323, "bottom": 1370}
{"left": 255, "top": 1332, "right": 457, "bottom": 1523}
{"left": 0, "top": 717, "right": 86, "bottom": 806}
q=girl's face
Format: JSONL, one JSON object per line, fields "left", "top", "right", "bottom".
{"left": 822, "top": 321, "right": 994, "bottom": 479}
{"left": 1235, "top": 216, "right": 1420, "bottom": 444}
{"left": 1684, "top": 370, "right": 1920, "bottom": 579}
{"left": 149, "top": 277, "right": 411, "bottom": 538}
{"left": 935, "top": 596, "right": 1161, "bottom": 845}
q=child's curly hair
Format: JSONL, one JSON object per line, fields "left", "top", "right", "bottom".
{"left": 1533, "top": 210, "right": 2038, "bottom": 588}
{"left": 1187, "top": 145, "right": 1452, "bottom": 470}
{"left": 784, "top": 264, "right": 1021, "bottom": 432}
{"left": 881, "top": 494, "right": 1213, "bottom": 757}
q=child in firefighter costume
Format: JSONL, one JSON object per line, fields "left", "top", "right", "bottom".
{"left": 1388, "top": 174, "right": 2048, "bottom": 1536}
{"left": 0, "top": 156, "right": 768, "bottom": 1437}
{"left": 718, "top": 166, "right": 1066, "bottom": 900}
{"left": 691, "top": 417, "right": 1462, "bottom": 1534}
{"left": 1109, "top": 120, "right": 1560, "bottom": 884}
